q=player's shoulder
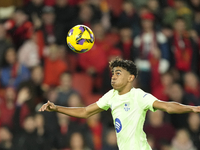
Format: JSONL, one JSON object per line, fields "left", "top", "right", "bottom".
{"left": 131, "top": 87, "right": 148, "bottom": 97}
{"left": 131, "top": 87, "right": 145, "bottom": 93}
{"left": 101, "top": 89, "right": 117, "bottom": 99}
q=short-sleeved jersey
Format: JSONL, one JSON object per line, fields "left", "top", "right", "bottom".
{"left": 96, "top": 88, "right": 158, "bottom": 150}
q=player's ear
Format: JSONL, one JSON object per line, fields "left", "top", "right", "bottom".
{"left": 128, "top": 75, "right": 135, "bottom": 82}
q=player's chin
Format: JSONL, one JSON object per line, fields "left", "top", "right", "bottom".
{"left": 111, "top": 84, "right": 118, "bottom": 90}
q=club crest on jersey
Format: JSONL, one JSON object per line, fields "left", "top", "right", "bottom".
{"left": 124, "top": 102, "right": 130, "bottom": 111}
{"left": 115, "top": 118, "right": 122, "bottom": 133}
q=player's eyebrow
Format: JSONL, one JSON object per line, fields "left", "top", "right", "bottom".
{"left": 112, "top": 69, "right": 122, "bottom": 73}
{"left": 115, "top": 70, "right": 122, "bottom": 72}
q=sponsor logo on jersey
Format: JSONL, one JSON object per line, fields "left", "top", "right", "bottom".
{"left": 124, "top": 103, "right": 130, "bottom": 111}
{"left": 115, "top": 118, "right": 122, "bottom": 133}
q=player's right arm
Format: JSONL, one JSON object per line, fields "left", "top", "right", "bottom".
{"left": 38, "top": 101, "right": 104, "bottom": 118}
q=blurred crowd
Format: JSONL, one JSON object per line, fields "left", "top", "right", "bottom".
{"left": 0, "top": 0, "right": 200, "bottom": 150}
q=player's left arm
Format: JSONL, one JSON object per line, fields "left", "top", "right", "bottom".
{"left": 153, "top": 100, "right": 200, "bottom": 114}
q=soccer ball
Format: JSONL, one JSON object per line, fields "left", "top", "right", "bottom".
{"left": 66, "top": 25, "right": 95, "bottom": 53}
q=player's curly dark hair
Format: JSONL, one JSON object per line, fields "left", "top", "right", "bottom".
{"left": 109, "top": 58, "right": 138, "bottom": 78}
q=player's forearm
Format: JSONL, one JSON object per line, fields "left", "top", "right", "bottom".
{"left": 166, "top": 102, "right": 195, "bottom": 114}
{"left": 55, "top": 106, "right": 88, "bottom": 118}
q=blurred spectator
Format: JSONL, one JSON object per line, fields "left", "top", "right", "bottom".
{"left": 24, "top": 0, "right": 45, "bottom": 20}
{"left": 0, "top": 126, "right": 14, "bottom": 150}
{"left": 188, "top": 0, "right": 200, "bottom": 11}
{"left": 43, "top": 44, "right": 68, "bottom": 88}
{"left": 193, "top": 11, "right": 200, "bottom": 36}
{"left": 12, "top": 87, "right": 32, "bottom": 128}
{"left": 34, "top": 113, "right": 45, "bottom": 137}
{"left": 19, "top": 65, "right": 45, "bottom": 107}
{"left": 67, "top": 94, "right": 86, "bottom": 129}
{"left": 40, "top": 6, "right": 60, "bottom": 45}
{"left": 86, "top": 113, "right": 103, "bottom": 150}
{"left": 102, "top": 128, "right": 118, "bottom": 150}
{"left": 78, "top": 22, "right": 108, "bottom": 78}
{"left": 171, "top": 129, "right": 197, "bottom": 150}
{"left": 187, "top": 113, "right": 200, "bottom": 149}
{"left": 168, "top": 83, "right": 189, "bottom": 129}
{"left": 163, "top": 0, "right": 193, "bottom": 29}
{"left": 0, "top": 47, "right": 30, "bottom": 89}
{"left": 183, "top": 72, "right": 200, "bottom": 106}
{"left": 138, "top": 4, "right": 152, "bottom": 17}
{"left": 34, "top": 113, "right": 50, "bottom": 150}
{"left": 30, "top": 65, "right": 44, "bottom": 102}
{"left": 0, "top": 87, "right": 16, "bottom": 128}
{"left": 169, "top": 17, "right": 199, "bottom": 75}
{"left": 4, "top": 8, "right": 33, "bottom": 49}
{"left": 116, "top": 1, "right": 140, "bottom": 35}
{"left": 0, "top": 23, "right": 12, "bottom": 68}
{"left": 134, "top": 12, "right": 169, "bottom": 92}
{"left": 151, "top": 72, "right": 174, "bottom": 101}
{"left": 56, "top": 72, "right": 79, "bottom": 106}
{"left": 41, "top": 88, "right": 60, "bottom": 149}
{"left": 18, "top": 32, "right": 41, "bottom": 68}
{"left": 13, "top": 114, "right": 45, "bottom": 150}
{"left": 54, "top": 0, "right": 78, "bottom": 44}
{"left": 160, "top": 141, "right": 173, "bottom": 150}
{"left": 67, "top": 93, "right": 84, "bottom": 107}
{"left": 91, "top": 21, "right": 115, "bottom": 53}
{"left": 116, "top": 26, "right": 134, "bottom": 60}
{"left": 147, "top": 0, "right": 163, "bottom": 29}
{"left": 54, "top": 113, "right": 71, "bottom": 149}
{"left": 72, "top": 4, "right": 96, "bottom": 28}
{"left": 11, "top": 87, "right": 44, "bottom": 149}
{"left": 144, "top": 110, "right": 175, "bottom": 150}
{"left": 68, "top": 132, "right": 91, "bottom": 150}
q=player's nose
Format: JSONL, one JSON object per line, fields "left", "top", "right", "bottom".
{"left": 111, "top": 74, "right": 116, "bottom": 80}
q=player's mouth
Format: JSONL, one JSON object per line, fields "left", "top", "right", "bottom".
{"left": 111, "top": 81, "right": 115, "bottom": 85}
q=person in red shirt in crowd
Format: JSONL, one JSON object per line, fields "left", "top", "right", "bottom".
{"left": 0, "top": 87, "right": 16, "bottom": 128}
{"left": 78, "top": 23, "right": 108, "bottom": 76}
{"left": 170, "top": 17, "right": 199, "bottom": 76}
{"left": 4, "top": 8, "right": 33, "bottom": 49}
{"left": 43, "top": 44, "right": 68, "bottom": 90}
{"left": 116, "top": 26, "right": 134, "bottom": 60}
{"left": 40, "top": 6, "right": 57, "bottom": 45}
{"left": 0, "top": 87, "right": 31, "bottom": 129}
{"left": 144, "top": 110, "right": 175, "bottom": 150}
{"left": 86, "top": 113, "right": 103, "bottom": 150}
{"left": 151, "top": 72, "right": 174, "bottom": 101}
{"left": 183, "top": 72, "right": 200, "bottom": 106}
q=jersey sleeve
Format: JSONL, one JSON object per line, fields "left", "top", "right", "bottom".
{"left": 137, "top": 89, "right": 158, "bottom": 112}
{"left": 96, "top": 89, "right": 114, "bottom": 111}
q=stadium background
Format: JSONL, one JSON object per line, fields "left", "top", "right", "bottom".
{"left": 0, "top": 0, "right": 200, "bottom": 149}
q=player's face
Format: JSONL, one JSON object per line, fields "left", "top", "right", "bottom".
{"left": 111, "top": 67, "right": 131, "bottom": 91}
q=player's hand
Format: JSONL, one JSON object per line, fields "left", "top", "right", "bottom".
{"left": 192, "top": 106, "right": 200, "bottom": 113}
{"left": 38, "top": 101, "right": 57, "bottom": 112}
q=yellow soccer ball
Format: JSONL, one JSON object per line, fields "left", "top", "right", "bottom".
{"left": 66, "top": 25, "right": 95, "bottom": 53}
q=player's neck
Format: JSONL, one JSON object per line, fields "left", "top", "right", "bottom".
{"left": 118, "top": 87, "right": 132, "bottom": 95}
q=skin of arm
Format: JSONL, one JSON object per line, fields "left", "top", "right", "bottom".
{"left": 38, "top": 101, "right": 104, "bottom": 119}
{"left": 153, "top": 100, "right": 200, "bottom": 114}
